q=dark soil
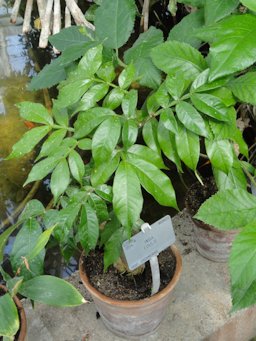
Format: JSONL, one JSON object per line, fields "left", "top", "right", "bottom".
{"left": 83, "top": 248, "right": 176, "bottom": 301}
{"left": 185, "top": 177, "right": 217, "bottom": 216}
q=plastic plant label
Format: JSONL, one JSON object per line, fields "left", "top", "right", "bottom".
{"left": 122, "top": 215, "right": 176, "bottom": 271}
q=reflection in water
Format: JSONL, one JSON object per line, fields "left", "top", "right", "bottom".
{"left": 0, "top": 10, "right": 44, "bottom": 224}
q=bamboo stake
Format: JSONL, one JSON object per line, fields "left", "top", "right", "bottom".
{"left": 53, "top": 0, "right": 61, "bottom": 53}
{"left": 39, "top": 0, "right": 54, "bottom": 48}
{"left": 10, "top": 0, "right": 22, "bottom": 23}
{"left": 36, "top": 0, "right": 45, "bottom": 21}
{"left": 23, "top": 0, "right": 33, "bottom": 33}
{"left": 141, "top": 0, "right": 150, "bottom": 32}
{"left": 65, "top": 0, "right": 95, "bottom": 31}
{"left": 65, "top": 6, "right": 71, "bottom": 27}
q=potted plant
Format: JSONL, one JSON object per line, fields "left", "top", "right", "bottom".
{"left": 4, "top": 0, "right": 256, "bottom": 335}
{"left": 0, "top": 199, "right": 86, "bottom": 340}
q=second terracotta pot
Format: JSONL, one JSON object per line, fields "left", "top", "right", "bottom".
{"left": 79, "top": 245, "right": 182, "bottom": 339}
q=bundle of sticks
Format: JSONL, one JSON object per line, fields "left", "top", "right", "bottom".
{"left": 10, "top": 0, "right": 95, "bottom": 48}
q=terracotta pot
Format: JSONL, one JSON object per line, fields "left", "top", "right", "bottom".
{"left": 185, "top": 181, "right": 239, "bottom": 262}
{"left": 0, "top": 284, "right": 27, "bottom": 341}
{"left": 79, "top": 245, "right": 182, "bottom": 339}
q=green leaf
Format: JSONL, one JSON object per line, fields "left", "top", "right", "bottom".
{"left": 121, "top": 90, "right": 138, "bottom": 118}
{"left": 228, "top": 72, "right": 256, "bottom": 105}
{"left": 76, "top": 83, "right": 109, "bottom": 112}
{"left": 204, "top": 0, "right": 239, "bottom": 25}
{"left": 68, "top": 150, "right": 85, "bottom": 184}
{"left": 28, "top": 225, "right": 56, "bottom": 261}
{"left": 113, "top": 161, "right": 143, "bottom": 230}
{"left": 151, "top": 41, "right": 207, "bottom": 80}
{"left": 176, "top": 101, "right": 208, "bottom": 137}
{"left": 77, "top": 138, "right": 92, "bottom": 150}
{"left": 142, "top": 118, "right": 161, "bottom": 154}
{"left": 57, "top": 79, "right": 93, "bottom": 108}
{"left": 128, "top": 157, "right": 178, "bottom": 209}
{"left": 168, "top": 9, "right": 204, "bottom": 48}
{"left": 52, "top": 103, "right": 69, "bottom": 127}
{"left": 49, "top": 26, "right": 89, "bottom": 51}
{"left": 19, "top": 200, "right": 45, "bottom": 221}
{"left": 165, "top": 73, "right": 191, "bottom": 100}
{"left": 78, "top": 44, "right": 102, "bottom": 76}
{"left": 100, "top": 212, "right": 121, "bottom": 246}
{"left": 95, "top": 184, "right": 113, "bottom": 202}
{"left": 6, "top": 277, "right": 24, "bottom": 297}
{"left": 159, "top": 108, "right": 179, "bottom": 134}
{"left": 209, "top": 87, "right": 235, "bottom": 107}
{"left": 201, "top": 15, "right": 256, "bottom": 81}
{"left": 91, "top": 153, "right": 120, "bottom": 187}
{"left": 28, "top": 58, "right": 66, "bottom": 91}
{"left": 154, "top": 83, "right": 170, "bottom": 108}
{"left": 6, "top": 126, "right": 50, "bottom": 159}
{"left": 118, "top": 64, "right": 135, "bottom": 89}
{"left": 122, "top": 120, "right": 138, "bottom": 149}
{"left": 95, "top": 0, "right": 136, "bottom": 49}
{"left": 88, "top": 193, "right": 109, "bottom": 223}
{"left": 229, "top": 225, "right": 256, "bottom": 311}
{"left": 77, "top": 204, "right": 99, "bottom": 253}
{"left": 19, "top": 275, "right": 86, "bottom": 306}
{"left": 191, "top": 93, "right": 230, "bottom": 122}
{"left": 37, "top": 129, "right": 67, "bottom": 160}
{"left": 50, "top": 159, "right": 70, "bottom": 201}
{"left": 195, "top": 189, "right": 256, "bottom": 229}
{"left": 205, "top": 139, "right": 234, "bottom": 174}
{"left": 175, "top": 124, "right": 199, "bottom": 171}
{"left": 17, "top": 102, "right": 53, "bottom": 125}
{"left": 24, "top": 154, "right": 59, "bottom": 186}
{"left": 96, "top": 61, "right": 116, "bottom": 82}
{"left": 124, "top": 27, "right": 163, "bottom": 89}
{"left": 240, "top": 0, "right": 256, "bottom": 11}
{"left": 103, "top": 88, "right": 124, "bottom": 109}
{"left": 74, "top": 107, "right": 115, "bottom": 139}
{"left": 127, "top": 144, "right": 166, "bottom": 169}
{"left": 10, "top": 219, "right": 45, "bottom": 280}
{"left": 92, "top": 116, "right": 121, "bottom": 166}
{"left": 157, "top": 120, "right": 182, "bottom": 172}
{"left": 0, "top": 294, "right": 19, "bottom": 337}
{"left": 213, "top": 162, "right": 247, "bottom": 191}
{"left": 177, "top": 0, "right": 204, "bottom": 6}
{"left": 104, "top": 227, "right": 127, "bottom": 271}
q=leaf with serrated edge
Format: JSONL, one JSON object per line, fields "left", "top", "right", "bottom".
{"left": 205, "top": 139, "right": 234, "bottom": 174}
{"left": 51, "top": 159, "right": 70, "bottom": 201}
{"left": 195, "top": 189, "right": 256, "bottom": 229}
{"left": 229, "top": 224, "right": 256, "bottom": 311}
{"left": 18, "top": 102, "right": 53, "bottom": 125}
{"left": 228, "top": 72, "right": 256, "bottom": 106}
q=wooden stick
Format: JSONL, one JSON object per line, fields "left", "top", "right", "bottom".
{"left": 10, "top": 0, "right": 22, "bottom": 23}
{"left": 23, "top": 0, "right": 33, "bottom": 33}
{"left": 36, "top": 0, "right": 45, "bottom": 21}
{"left": 65, "top": 0, "right": 95, "bottom": 30}
{"left": 141, "top": 0, "right": 150, "bottom": 32}
{"left": 65, "top": 6, "right": 71, "bottom": 27}
{"left": 52, "top": 0, "right": 61, "bottom": 53}
{"left": 39, "top": 0, "right": 54, "bottom": 48}
{"left": 53, "top": 0, "right": 61, "bottom": 34}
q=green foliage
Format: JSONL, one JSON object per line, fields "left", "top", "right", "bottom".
{"left": 6, "top": 0, "right": 256, "bottom": 313}
{"left": 0, "top": 293, "right": 19, "bottom": 338}
{"left": 196, "top": 190, "right": 256, "bottom": 311}
{"left": 94, "top": 0, "right": 136, "bottom": 49}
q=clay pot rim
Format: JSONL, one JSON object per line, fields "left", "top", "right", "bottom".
{"left": 0, "top": 284, "right": 27, "bottom": 341}
{"left": 79, "top": 244, "right": 182, "bottom": 308}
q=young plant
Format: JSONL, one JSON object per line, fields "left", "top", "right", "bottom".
{"left": 0, "top": 200, "right": 86, "bottom": 340}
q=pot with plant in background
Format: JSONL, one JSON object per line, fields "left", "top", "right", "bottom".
{"left": 185, "top": 178, "right": 239, "bottom": 262}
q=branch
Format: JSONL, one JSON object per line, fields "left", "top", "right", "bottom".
{"left": 39, "top": 0, "right": 54, "bottom": 48}
{"left": 65, "top": 0, "right": 95, "bottom": 31}
{"left": 10, "top": 0, "right": 22, "bottom": 23}
{"left": 23, "top": 0, "right": 33, "bottom": 33}
{"left": 65, "top": 6, "right": 71, "bottom": 27}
